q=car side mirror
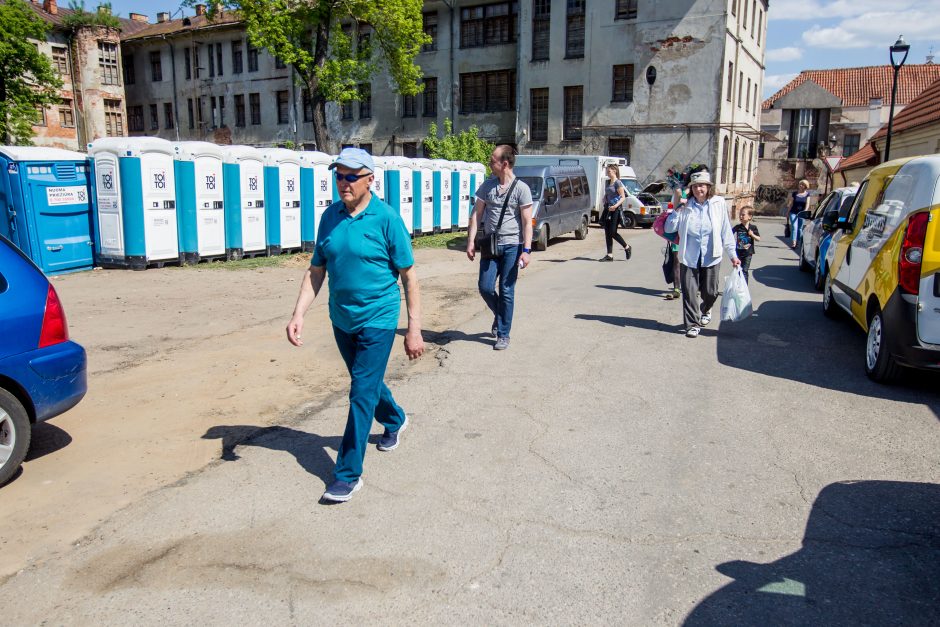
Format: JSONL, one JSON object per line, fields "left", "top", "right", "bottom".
{"left": 798, "top": 209, "right": 813, "bottom": 220}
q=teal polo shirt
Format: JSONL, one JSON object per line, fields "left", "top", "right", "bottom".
{"left": 312, "top": 193, "right": 414, "bottom": 333}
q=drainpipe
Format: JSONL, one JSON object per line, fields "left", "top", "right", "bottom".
{"left": 441, "top": 0, "right": 456, "bottom": 132}
{"left": 164, "top": 35, "right": 181, "bottom": 141}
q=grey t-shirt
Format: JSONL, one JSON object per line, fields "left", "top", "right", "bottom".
{"left": 475, "top": 176, "right": 534, "bottom": 246}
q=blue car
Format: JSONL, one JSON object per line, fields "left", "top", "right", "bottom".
{"left": 797, "top": 185, "right": 858, "bottom": 291}
{"left": 0, "top": 235, "right": 87, "bottom": 485}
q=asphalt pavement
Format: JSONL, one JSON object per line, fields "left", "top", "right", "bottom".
{"left": 4, "top": 219, "right": 939, "bottom": 625}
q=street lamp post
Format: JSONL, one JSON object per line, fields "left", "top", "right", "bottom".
{"left": 885, "top": 35, "right": 910, "bottom": 162}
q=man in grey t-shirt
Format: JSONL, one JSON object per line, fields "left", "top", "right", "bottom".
{"left": 466, "top": 145, "right": 534, "bottom": 351}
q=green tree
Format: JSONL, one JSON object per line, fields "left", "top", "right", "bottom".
{"left": 61, "top": 1, "right": 122, "bottom": 30}
{"left": 201, "top": 0, "right": 429, "bottom": 152}
{"left": 0, "top": 0, "right": 64, "bottom": 144}
{"left": 423, "top": 119, "right": 495, "bottom": 174}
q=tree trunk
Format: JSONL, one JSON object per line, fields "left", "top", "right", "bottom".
{"left": 311, "top": 16, "right": 331, "bottom": 153}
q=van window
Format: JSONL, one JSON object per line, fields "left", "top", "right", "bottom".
{"left": 581, "top": 176, "right": 590, "bottom": 196}
{"left": 571, "top": 175, "right": 583, "bottom": 196}
{"left": 518, "top": 176, "right": 543, "bottom": 198}
{"left": 558, "top": 177, "right": 572, "bottom": 198}
{"left": 620, "top": 178, "right": 641, "bottom": 195}
{"left": 544, "top": 177, "right": 558, "bottom": 204}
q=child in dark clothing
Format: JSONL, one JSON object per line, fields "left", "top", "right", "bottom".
{"left": 732, "top": 206, "right": 761, "bottom": 283}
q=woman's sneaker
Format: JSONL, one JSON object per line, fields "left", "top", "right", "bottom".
{"left": 599, "top": 255, "right": 614, "bottom": 262}
{"left": 322, "top": 478, "right": 362, "bottom": 502}
{"left": 686, "top": 326, "right": 701, "bottom": 338}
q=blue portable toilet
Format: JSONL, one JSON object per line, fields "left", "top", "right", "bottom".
{"left": 298, "top": 151, "right": 333, "bottom": 250}
{"left": 380, "top": 157, "right": 415, "bottom": 235}
{"left": 453, "top": 161, "right": 472, "bottom": 230}
{"left": 430, "top": 159, "right": 454, "bottom": 232}
{"left": 221, "top": 145, "right": 266, "bottom": 260}
{"left": 173, "top": 141, "right": 226, "bottom": 264}
{"left": 88, "top": 137, "right": 180, "bottom": 269}
{"left": 413, "top": 158, "right": 434, "bottom": 234}
{"left": 0, "top": 146, "right": 93, "bottom": 275}
{"left": 259, "top": 149, "right": 301, "bottom": 255}
{"left": 469, "top": 162, "right": 486, "bottom": 229}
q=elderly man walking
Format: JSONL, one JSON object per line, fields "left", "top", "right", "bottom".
{"left": 286, "top": 148, "right": 424, "bottom": 502}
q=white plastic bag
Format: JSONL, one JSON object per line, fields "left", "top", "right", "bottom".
{"left": 720, "top": 267, "right": 753, "bottom": 322}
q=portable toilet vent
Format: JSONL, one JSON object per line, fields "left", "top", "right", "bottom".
{"left": 173, "top": 141, "right": 226, "bottom": 264}
{"left": 298, "top": 151, "right": 333, "bottom": 250}
{"left": 453, "top": 161, "right": 473, "bottom": 229}
{"left": 88, "top": 137, "right": 179, "bottom": 269}
{"left": 260, "top": 148, "right": 302, "bottom": 255}
{"left": 221, "top": 145, "right": 266, "bottom": 260}
{"left": 430, "top": 159, "right": 454, "bottom": 232}
{"left": 413, "top": 158, "right": 435, "bottom": 234}
{"left": 380, "top": 157, "right": 415, "bottom": 235}
{"left": 0, "top": 146, "right": 94, "bottom": 275}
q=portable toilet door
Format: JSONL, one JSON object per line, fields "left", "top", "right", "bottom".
{"left": 260, "top": 148, "right": 301, "bottom": 255}
{"left": 469, "top": 162, "right": 487, "bottom": 229}
{"left": 298, "top": 151, "right": 333, "bottom": 249}
{"left": 430, "top": 159, "right": 454, "bottom": 232}
{"left": 221, "top": 145, "right": 266, "bottom": 260}
{"left": 382, "top": 157, "right": 415, "bottom": 234}
{"left": 0, "top": 147, "right": 94, "bottom": 275}
{"left": 413, "top": 158, "right": 435, "bottom": 234}
{"left": 89, "top": 137, "right": 179, "bottom": 269}
{"left": 173, "top": 142, "right": 226, "bottom": 263}
{"left": 453, "top": 161, "right": 472, "bottom": 229}
{"left": 370, "top": 159, "right": 386, "bottom": 202}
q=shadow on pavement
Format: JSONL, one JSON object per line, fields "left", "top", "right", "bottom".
{"left": 574, "top": 313, "right": 684, "bottom": 334}
{"left": 25, "top": 422, "right": 72, "bottom": 462}
{"left": 684, "top": 480, "right": 940, "bottom": 626}
{"left": 202, "top": 425, "right": 340, "bottom": 486}
{"left": 423, "top": 329, "right": 493, "bottom": 346}
{"left": 596, "top": 284, "right": 671, "bottom": 297}
{"left": 752, "top": 264, "right": 818, "bottom": 294}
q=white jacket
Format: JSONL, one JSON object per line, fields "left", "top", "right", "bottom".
{"left": 664, "top": 195, "right": 738, "bottom": 267}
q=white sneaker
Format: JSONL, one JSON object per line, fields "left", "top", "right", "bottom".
{"left": 686, "top": 326, "right": 701, "bottom": 338}
{"left": 700, "top": 311, "right": 712, "bottom": 326}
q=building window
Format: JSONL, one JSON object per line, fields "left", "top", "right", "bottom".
{"left": 423, "top": 77, "right": 437, "bottom": 117}
{"left": 745, "top": 78, "right": 751, "bottom": 111}
{"left": 422, "top": 12, "right": 438, "bottom": 52}
{"left": 302, "top": 91, "right": 313, "bottom": 122}
{"left": 753, "top": 84, "right": 759, "bottom": 115}
{"left": 720, "top": 136, "right": 730, "bottom": 183}
{"left": 184, "top": 47, "right": 192, "bottom": 79}
{"left": 788, "top": 108, "right": 820, "bottom": 159}
{"left": 250, "top": 93, "right": 261, "bottom": 125}
{"left": 149, "top": 104, "right": 159, "bottom": 130}
{"left": 609, "top": 137, "right": 631, "bottom": 163}
{"left": 232, "top": 40, "right": 243, "bottom": 74}
{"left": 460, "top": 2, "right": 517, "bottom": 48}
{"left": 742, "top": 0, "right": 748, "bottom": 28}
{"left": 843, "top": 133, "right": 861, "bottom": 157}
{"left": 105, "top": 99, "right": 124, "bottom": 136}
{"left": 341, "top": 100, "right": 353, "bottom": 120}
{"left": 358, "top": 27, "right": 372, "bottom": 59}
{"left": 128, "top": 105, "right": 144, "bottom": 132}
{"left": 731, "top": 0, "right": 737, "bottom": 16}
{"left": 164, "top": 102, "right": 174, "bottom": 129}
{"left": 459, "top": 70, "right": 515, "bottom": 113}
{"left": 402, "top": 141, "right": 418, "bottom": 158}
{"left": 738, "top": 71, "right": 743, "bottom": 107}
{"left": 758, "top": 142, "right": 765, "bottom": 158}
{"left": 247, "top": 42, "right": 259, "bottom": 72}
{"left": 59, "top": 100, "right": 74, "bottom": 128}
{"left": 122, "top": 54, "right": 134, "bottom": 85}
{"left": 565, "top": 0, "right": 585, "bottom": 58}
{"left": 751, "top": 0, "right": 757, "bottom": 32}
{"left": 359, "top": 143, "right": 372, "bottom": 153}
{"left": 51, "top": 45, "right": 69, "bottom": 75}
{"left": 98, "top": 41, "right": 120, "bottom": 85}
{"left": 529, "top": 87, "right": 548, "bottom": 142}
{"left": 615, "top": 0, "right": 638, "bottom": 20}
{"left": 216, "top": 43, "right": 224, "bottom": 76}
{"left": 275, "top": 55, "right": 287, "bottom": 70}
{"left": 358, "top": 83, "right": 371, "bottom": 119}
{"left": 187, "top": 98, "right": 195, "bottom": 129}
{"left": 612, "top": 64, "right": 634, "bottom": 103}
{"left": 563, "top": 85, "right": 583, "bottom": 141}
{"left": 235, "top": 94, "right": 246, "bottom": 127}
{"left": 150, "top": 50, "right": 162, "bottom": 82}
{"left": 732, "top": 138, "right": 740, "bottom": 183}
{"left": 276, "top": 90, "right": 289, "bottom": 124}
{"left": 34, "top": 105, "right": 46, "bottom": 127}
{"left": 402, "top": 93, "right": 416, "bottom": 118}
{"left": 208, "top": 44, "right": 215, "bottom": 77}
{"left": 211, "top": 96, "right": 225, "bottom": 127}
{"left": 532, "top": 0, "right": 550, "bottom": 61}
{"left": 757, "top": 10, "right": 763, "bottom": 46}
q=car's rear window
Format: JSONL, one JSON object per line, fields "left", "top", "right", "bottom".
{"left": 0, "top": 234, "right": 44, "bottom": 277}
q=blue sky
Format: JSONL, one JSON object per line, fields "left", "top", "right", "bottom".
{"left": 103, "top": 0, "right": 939, "bottom": 99}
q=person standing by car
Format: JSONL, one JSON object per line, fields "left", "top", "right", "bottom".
{"left": 286, "top": 148, "right": 425, "bottom": 503}
{"left": 733, "top": 206, "right": 761, "bottom": 283}
{"left": 466, "top": 145, "right": 534, "bottom": 351}
{"left": 664, "top": 170, "right": 740, "bottom": 338}
{"left": 599, "top": 164, "right": 632, "bottom": 262}
{"left": 788, "top": 179, "right": 810, "bottom": 248}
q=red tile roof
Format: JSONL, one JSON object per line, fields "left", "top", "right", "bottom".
{"left": 869, "top": 76, "right": 940, "bottom": 141}
{"left": 24, "top": 2, "right": 151, "bottom": 36}
{"left": 120, "top": 11, "right": 243, "bottom": 41}
{"left": 835, "top": 143, "right": 878, "bottom": 172}
{"left": 763, "top": 65, "right": 940, "bottom": 110}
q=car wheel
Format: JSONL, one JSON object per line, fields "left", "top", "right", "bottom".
{"left": 814, "top": 257, "right": 826, "bottom": 291}
{"left": 621, "top": 212, "right": 637, "bottom": 229}
{"left": 535, "top": 224, "right": 549, "bottom": 251}
{"left": 822, "top": 272, "right": 841, "bottom": 319}
{"left": 0, "top": 389, "right": 30, "bottom": 486}
{"left": 798, "top": 241, "right": 812, "bottom": 272}
{"left": 865, "top": 308, "right": 901, "bottom": 382}
{"left": 574, "top": 216, "right": 588, "bottom": 240}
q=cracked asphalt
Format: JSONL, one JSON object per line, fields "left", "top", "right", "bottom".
{"left": 3, "top": 219, "right": 939, "bottom": 625}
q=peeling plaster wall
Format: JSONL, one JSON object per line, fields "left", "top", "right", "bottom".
{"left": 71, "top": 25, "right": 126, "bottom": 144}
{"left": 29, "top": 31, "right": 81, "bottom": 150}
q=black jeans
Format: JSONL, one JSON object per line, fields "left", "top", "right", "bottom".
{"left": 601, "top": 209, "right": 627, "bottom": 254}
{"left": 679, "top": 263, "right": 720, "bottom": 330}
{"left": 739, "top": 254, "right": 752, "bottom": 283}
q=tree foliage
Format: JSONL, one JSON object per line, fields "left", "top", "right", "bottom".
{"left": 0, "top": 0, "right": 64, "bottom": 144}
{"left": 423, "top": 119, "right": 495, "bottom": 174}
{"left": 61, "top": 1, "right": 121, "bottom": 30}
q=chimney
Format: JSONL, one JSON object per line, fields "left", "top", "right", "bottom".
{"left": 156, "top": 11, "right": 169, "bottom": 23}
{"left": 195, "top": 4, "right": 206, "bottom": 16}
{"left": 96, "top": 4, "right": 110, "bottom": 15}
{"left": 129, "top": 12, "right": 148, "bottom": 22}
{"left": 42, "top": 0, "right": 57, "bottom": 16}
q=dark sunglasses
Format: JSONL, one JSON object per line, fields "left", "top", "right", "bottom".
{"left": 334, "top": 172, "right": 370, "bottom": 182}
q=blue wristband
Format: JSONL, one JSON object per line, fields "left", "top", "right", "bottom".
{"left": 522, "top": 248, "right": 531, "bottom": 254}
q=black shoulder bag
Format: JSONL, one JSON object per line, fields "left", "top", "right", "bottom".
{"left": 480, "top": 178, "right": 519, "bottom": 260}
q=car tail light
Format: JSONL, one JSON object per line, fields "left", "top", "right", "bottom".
{"left": 898, "top": 212, "right": 929, "bottom": 295}
{"left": 38, "top": 284, "right": 70, "bottom": 348}
{"left": 667, "top": 202, "right": 674, "bottom": 209}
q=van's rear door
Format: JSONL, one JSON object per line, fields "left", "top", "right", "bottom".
{"left": 917, "top": 206, "right": 940, "bottom": 345}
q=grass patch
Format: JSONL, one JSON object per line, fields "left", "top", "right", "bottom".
{"left": 412, "top": 232, "right": 468, "bottom": 250}
{"left": 186, "top": 252, "right": 312, "bottom": 271}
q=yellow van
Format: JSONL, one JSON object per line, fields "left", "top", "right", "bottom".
{"left": 822, "top": 155, "right": 940, "bottom": 382}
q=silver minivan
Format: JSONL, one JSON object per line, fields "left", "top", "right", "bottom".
{"left": 515, "top": 165, "right": 592, "bottom": 250}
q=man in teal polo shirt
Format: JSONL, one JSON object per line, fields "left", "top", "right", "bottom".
{"left": 286, "top": 148, "right": 424, "bottom": 503}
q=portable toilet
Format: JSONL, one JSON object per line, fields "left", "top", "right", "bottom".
{"left": 381, "top": 157, "right": 415, "bottom": 234}
{"left": 0, "top": 147, "right": 93, "bottom": 275}
{"left": 370, "top": 157, "right": 386, "bottom": 202}
{"left": 413, "top": 158, "right": 435, "bottom": 234}
{"left": 88, "top": 137, "right": 179, "bottom": 269}
{"left": 453, "top": 161, "right": 472, "bottom": 229}
{"left": 221, "top": 145, "right": 266, "bottom": 260}
{"left": 298, "top": 151, "right": 333, "bottom": 250}
{"left": 173, "top": 141, "right": 225, "bottom": 264}
{"left": 429, "top": 159, "right": 454, "bottom": 232}
{"left": 260, "top": 148, "right": 301, "bottom": 255}
{"left": 469, "top": 162, "right": 487, "bottom": 230}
